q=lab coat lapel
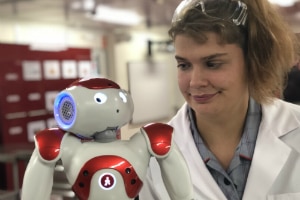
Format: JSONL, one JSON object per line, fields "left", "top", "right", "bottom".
{"left": 172, "top": 104, "right": 227, "bottom": 200}
{"left": 242, "top": 100, "right": 298, "bottom": 200}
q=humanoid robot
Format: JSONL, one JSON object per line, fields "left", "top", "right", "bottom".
{"left": 21, "top": 77, "right": 193, "bottom": 200}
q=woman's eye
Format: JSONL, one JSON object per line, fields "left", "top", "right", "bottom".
{"left": 206, "top": 61, "right": 222, "bottom": 68}
{"left": 177, "top": 62, "right": 190, "bottom": 70}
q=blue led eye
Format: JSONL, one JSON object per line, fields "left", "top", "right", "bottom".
{"left": 94, "top": 93, "right": 107, "bottom": 104}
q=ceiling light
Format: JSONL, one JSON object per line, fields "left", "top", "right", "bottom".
{"left": 87, "top": 5, "right": 142, "bottom": 26}
{"left": 29, "top": 43, "right": 67, "bottom": 52}
{"left": 268, "top": 0, "right": 297, "bottom": 7}
{"left": 83, "top": 0, "right": 95, "bottom": 11}
{"left": 71, "top": 0, "right": 95, "bottom": 10}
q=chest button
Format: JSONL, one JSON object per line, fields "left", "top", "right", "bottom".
{"left": 224, "top": 178, "right": 231, "bottom": 185}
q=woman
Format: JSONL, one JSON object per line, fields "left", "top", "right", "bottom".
{"left": 139, "top": 0, "right": 300, "bottom": 199}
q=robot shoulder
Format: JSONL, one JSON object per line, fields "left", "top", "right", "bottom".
{"left": 35, "top": 128, "right": 67, "bottom": 162}
{"left": 141, "top": 123, "right": 173, "bottom": 158}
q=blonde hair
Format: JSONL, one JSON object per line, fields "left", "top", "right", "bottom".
{"left": 169, "top": 0, "right": 298, "bottom": 103}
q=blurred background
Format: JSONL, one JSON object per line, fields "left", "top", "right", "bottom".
{"left": 0, "top": 0, "right": 299, "bottom": 199}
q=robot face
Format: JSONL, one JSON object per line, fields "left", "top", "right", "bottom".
{"left": 93, "top": 92, "right": 128, "bottom": 105}
{"left": 53, "top": 78, "right": 134, "bottom": 138}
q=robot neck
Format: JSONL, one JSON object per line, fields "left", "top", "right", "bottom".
{"left": 93, "top": 129, "right": 119, "bottom": 143}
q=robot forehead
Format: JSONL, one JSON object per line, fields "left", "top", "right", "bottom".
{"left": 68, "top": 78, "right": 120, "bottom": 90}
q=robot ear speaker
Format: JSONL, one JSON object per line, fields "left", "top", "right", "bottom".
{"left": 54, "top": 92, "right": 76, "bottom": 130}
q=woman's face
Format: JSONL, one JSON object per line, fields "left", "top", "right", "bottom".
{"left": 174, "top": 32, "right": 249, "bottom": 117}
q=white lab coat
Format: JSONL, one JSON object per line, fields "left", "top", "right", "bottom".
{"left": 139, "top": 99, "right": 300, "bottom": 200}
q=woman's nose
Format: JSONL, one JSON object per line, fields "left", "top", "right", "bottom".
{"left": 190, "top": 67, "right": 209, "bottom": 88}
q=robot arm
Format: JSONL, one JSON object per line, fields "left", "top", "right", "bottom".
{"left": 156, "top": 142, "right": 194, "bottom": 200}
{"left": 21, "top": 128, "right": 66, "bottom": 200}
{"left": 21, "top": 149, "right": 56, "bottom": 200}
{"left": 141, "top": 123, "right": 193, "bottom": 200}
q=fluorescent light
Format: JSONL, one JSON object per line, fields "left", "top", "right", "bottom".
{"left": 71, "top": 0, "right": 95, "bottom": 10}
{"left": 83, "top": 0, "right": 95, "bottom": 11}
{"left": 29, "top": 43, "right": 67, "bottom": 52}
{"left": 268, "top": 0, "right": 297, "bottom": 7}
{"left": 88, "top": 5, "right": 142, "bottom": 26}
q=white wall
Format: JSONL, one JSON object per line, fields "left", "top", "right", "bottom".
{"left": 0, "top": 19, "right": 104, "bottom": 49}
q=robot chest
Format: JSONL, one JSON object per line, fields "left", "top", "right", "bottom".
{"left": 71, "top": 155, "right": 143, "bottom": 200}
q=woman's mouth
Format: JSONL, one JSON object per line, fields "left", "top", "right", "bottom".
{"left": 191, "top": 92, "right": 219, "bottom": 103}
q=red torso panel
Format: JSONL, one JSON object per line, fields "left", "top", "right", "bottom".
{"left": 72, "top": 155, "right": 143, "bottom": 200}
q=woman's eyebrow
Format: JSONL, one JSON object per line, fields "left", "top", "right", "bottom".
{"left": 174, "top": 55, "right": 186, "bottom": 61}
{"left": 202, "top": 53, "right": 228, "bottom": 61}
{"left": 175, "top": 53, "right": 228, "bottom": 61}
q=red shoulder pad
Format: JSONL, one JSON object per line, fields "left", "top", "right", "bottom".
{"left": 142, "top": 123, "right": 173, "bottom": 156}
{"left": 35, "top": 128, "right": 66, "bottom": 161}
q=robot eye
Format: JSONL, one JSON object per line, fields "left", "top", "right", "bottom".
{"left": 119, "top": 92, "right": 127, "bottom": 103}
{"left": 94, "top": 93, "right": 107, "bottom": 104}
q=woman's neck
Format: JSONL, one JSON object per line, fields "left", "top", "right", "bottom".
{"left": 194, "top": 99, "right": 249, "bottom": 169}
{"left": 196, "top": 113, "right": 246, "bottom": 145}
{"left": 195, "top": 97, "right": 248, "bottom": 142}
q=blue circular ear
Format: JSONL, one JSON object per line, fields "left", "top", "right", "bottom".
{"left": 53, "top": 92, "right": 76, "bottom": 130}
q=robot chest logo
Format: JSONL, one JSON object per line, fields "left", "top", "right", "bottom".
{"left": 98, "top": 173, "right": 117, "bottom": 190}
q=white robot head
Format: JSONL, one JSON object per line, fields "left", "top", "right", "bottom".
{"left": 53, "top": 78, "right": 134, "bottom": 139}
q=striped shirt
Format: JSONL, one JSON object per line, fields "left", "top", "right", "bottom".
{"left": 188, "top": 98, "right": 262, "bottom": 200}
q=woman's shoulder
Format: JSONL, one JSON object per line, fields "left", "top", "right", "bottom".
{"left": 271, "top": 98, "right": 300, "bottom": 118}
{"left": 280, "top": 99, "right": 300, "bottom": 110}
